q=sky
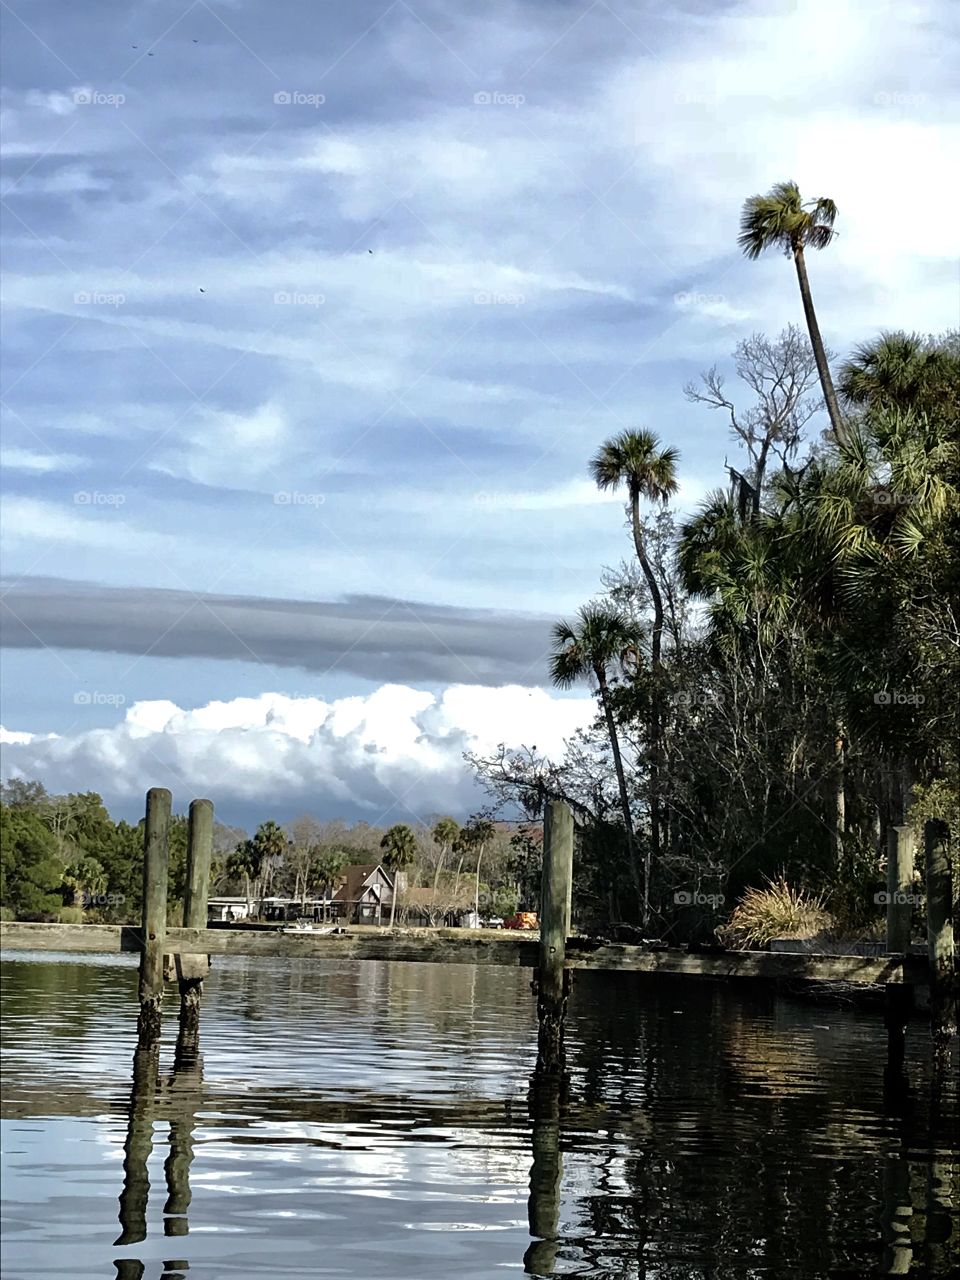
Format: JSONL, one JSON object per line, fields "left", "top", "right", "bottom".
{"left": 1, "top": 0, "right": 957, "bottom": 827}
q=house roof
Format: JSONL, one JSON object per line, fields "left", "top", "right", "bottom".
{"left": 332, "top": 863, "right": 394, "bottom": 904}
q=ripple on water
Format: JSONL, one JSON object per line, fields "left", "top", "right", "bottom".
{"left": 1, "top": 951, "right": 957, "bottom": 1279}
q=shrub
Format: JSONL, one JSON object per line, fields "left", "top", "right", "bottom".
{"left": 717, "top": 877, "right": 832, "bottom": 950}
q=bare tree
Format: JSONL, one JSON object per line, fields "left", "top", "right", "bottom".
{"left": 684, "top": 325, "right": 823, "bottom": 513}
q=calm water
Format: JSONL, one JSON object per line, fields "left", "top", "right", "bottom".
{"left": 0, "top": 952, "right": 957, "bottom": 1279}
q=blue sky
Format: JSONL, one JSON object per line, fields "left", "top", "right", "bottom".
{"left": 1, "top": 0, "right": 957, "bottom": 824}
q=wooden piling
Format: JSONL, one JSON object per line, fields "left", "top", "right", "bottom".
{"left": 176, "top": 798, "right": 214, "bottom": 1043}
{"left": 536, "top": 801, "right": 574, "bottom": 1074}
{"left": 886, "top": 824, "right": 914, "bottom": 953}
{"left": 924, "top": 819, "right": 956, "bottom": 1055}
{"left": 137, "top": 788, "right": 171, "bottom": 1047}
{"left": 883, "top": 824, "right": 915, "bottom": 1074}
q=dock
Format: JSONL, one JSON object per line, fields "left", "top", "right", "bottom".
{"left": 0, "top": 919, "right": 929, "bottom": 987}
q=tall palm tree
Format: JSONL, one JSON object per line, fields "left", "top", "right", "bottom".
{"left": 380, "top": 824, "right": 418, "bottom": 928}
{"left": 461, "top": 817, "right": 496, "bottom": 924}
{"left": 550, "top": 603, "right": 644, "bottom": 903}
{"left": 590, "top": 429, "right": 680, "bottom": 671}
{"left": 430, "top": 816, "right": 460, "bottom": 917}
{"left": 738, "top": 181, "right": 847, "bottom": 445}
{"left": 590, "top": 429, "right": 679, "bottom": 925}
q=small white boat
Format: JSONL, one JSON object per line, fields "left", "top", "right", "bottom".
{"left": 281, "top": 920, "right": 338, "bottom": 935}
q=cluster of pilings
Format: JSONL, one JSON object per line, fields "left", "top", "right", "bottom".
{"left": 137, "top": 788, "right": 214, "bottom": 1050}
{"left": 884, "top": 818, "right": 957, "bottom": 1068}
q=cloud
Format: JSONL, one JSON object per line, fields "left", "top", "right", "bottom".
{"left": 1, "top": 446, "right": 85, "bottom": 473}
{"left": 0, "top": 683, "right": 594, "bottom": 822}
{"left": 0, "top": 577, "right": 562, "bottom": 685}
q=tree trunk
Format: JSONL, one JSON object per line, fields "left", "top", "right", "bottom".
{"left": 792, "top": 245, "right": 846, "bottom": 445}
{"left": 832, "top": 725, "right": 846, "bottom": 871}
{"left": 631, "top": 494, "right": 662, "bottom": 929}
{"left": 244, "top": 875, "right": 251, "bottom": 916}
{"left": 595, "top": 664, "right": 640, "bottom": 908}
{"left": 474, "top": 844, "right": 485, "bottom": 924}
{"left": 631, "top": 495, "right": 665, "bottom": 671}
{"left": 432, "top": 846, "right": 446, "bottom": 917}
{"left": 388, "top": 874, "right": 398, "bottom": 929}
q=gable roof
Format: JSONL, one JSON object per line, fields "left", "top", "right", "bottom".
{"left": 332, "top": 863, "right": 394, "bottom": 903}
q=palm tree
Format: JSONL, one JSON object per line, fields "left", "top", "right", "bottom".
{"left": 461, "top": 817, "right": 496, "bottom": 924}
{"left": 550, "top": 603, "right": 644, "bottom": 905}
{"left": 227, "top": 839, "right": 261, "bottom": 916}
{"left": 590, "top": 429, "right": 679, "bottom": 671}
{"left": 380, "top": 824, "right": 418, "bottom": 928}
{"left": 311, "top": 847, "right": 347, "bottom": 921}
{"left": 430, "top": 817, "right": 460, "bottom": 921}
{"left": 590, "top": 429, "right": 679, "bottom": 924}
{"left": 738, "top": 181, "right": 847, "bottom": 445}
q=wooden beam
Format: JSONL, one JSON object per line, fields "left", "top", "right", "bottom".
{"left": 0, "top": 921, "right": 928, "bottom": 986}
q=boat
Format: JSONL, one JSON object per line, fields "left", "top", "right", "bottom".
{"left": 280, "top": 920, "right": 340, "bottom": 935}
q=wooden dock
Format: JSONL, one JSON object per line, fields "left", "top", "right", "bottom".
{"left": 0, "top": 920, "right": 930, "bottom": 987}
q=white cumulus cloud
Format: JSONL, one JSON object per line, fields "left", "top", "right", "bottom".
{"left": 0, "top": 684, "right": 594, "bottom": 822}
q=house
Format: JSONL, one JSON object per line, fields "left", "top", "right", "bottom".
{"left": 207, "top": 896, "right": 251, "bottom": 922}
{"left": 331, "top": 864, "right": 402, "bottom": 925}
{"left": 207, "top": 895, "right": 335, "bottom": 923}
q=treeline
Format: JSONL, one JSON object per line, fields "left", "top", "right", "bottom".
{"left": 470, "top": 182, "right": 959, "bottom": 942}
{"left": 0, "top": 780, "right": 540, "bottom": 924}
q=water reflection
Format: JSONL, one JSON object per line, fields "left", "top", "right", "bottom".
{"left": 1, "top": 954, "right": 957, "bottom": 1279}
{"left": 115, "top": 1015, "right": 204, "bottom": 1273}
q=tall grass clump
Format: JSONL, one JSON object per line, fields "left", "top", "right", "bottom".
{"left": 717, "top": 877, "right": 832, "bottom": 950}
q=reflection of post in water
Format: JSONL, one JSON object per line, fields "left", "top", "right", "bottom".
{"left": 115, "top": 1017, "right": 204, "bottom": 1259}
{"left": 163, "top": 1025, "right": 205, "bottom": 1237}
{"left": 116, "top": 1047, "right": 160, "bottom": 1246}
{"left": 880, "top": 1157, "right": 913, "bottom": 1275}
{"left": 523, "top": 1070, "right": 566, "bottom": 1276}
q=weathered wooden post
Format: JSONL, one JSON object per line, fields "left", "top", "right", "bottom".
{"left": 884, "top": 824, "right": 915, "bottom": 1078}
{"left": 138, "top": 787, "right": 171, "bottom": 1047}
{"left": 176, "top": 798, "right": 214, "bottom": 1043}
{"left": 886, "top": 824, "right": 914, "bottom": 953}
{"left": 924, "top": 819, "right": 956, "bottom": 1056}
{"left": 536, "top": 801, "right": 574, "bottom": 1074}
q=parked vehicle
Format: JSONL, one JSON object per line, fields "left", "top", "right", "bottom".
{"left": 481, "top": 916, "right": 504, "bottom": 929}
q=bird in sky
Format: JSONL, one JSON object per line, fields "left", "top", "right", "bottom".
{"left": 199, "top": 288, "right": 206, "bottom": 293}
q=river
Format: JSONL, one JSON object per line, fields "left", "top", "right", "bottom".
{"left": 0, "top": 951, "right": 956, "bottom": 1278}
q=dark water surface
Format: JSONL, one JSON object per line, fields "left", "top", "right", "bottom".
{"left": 1, "top": 951, "right": 956, "bottom": 1279}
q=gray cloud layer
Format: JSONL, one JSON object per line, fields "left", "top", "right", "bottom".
{"left": 0, "top": 577, "right": 553, "bottom": 685}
